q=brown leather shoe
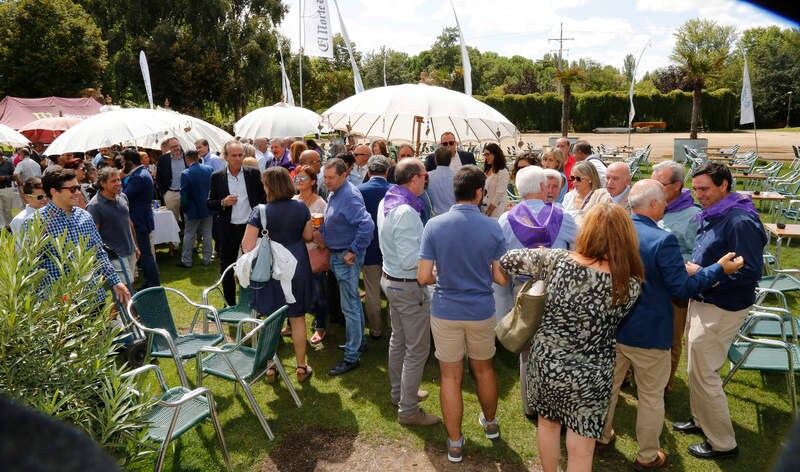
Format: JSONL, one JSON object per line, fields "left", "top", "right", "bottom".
{"left": 634, "top": 450, "right": 667, "bottom": 471}
{"left": 594, "top": 433, "right": 615, "bottom": 456}
{"left": 398, "top": 408, "right": 442, "bottom": 426}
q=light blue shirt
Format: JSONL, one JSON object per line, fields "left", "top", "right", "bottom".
{"left": 204, "top": 152, "right": 226, "bottom": 172}
{"left": 169, "top": 154, "right": 185, "bottom": 190}
{"left": 427, "top": 166, "right": 455, "bottom": 215}
{"left": 659, "top": 205, "right": 702, "bottom": 262}
{"left": 257, "top": 150, "right": 274, "bottom": 172}
{"left": 420, "top": 204, "right": 506, "bottom": 321}
{"left": 497, "top": 199, "right": 578, "bottom": 250}
{"left": 377, "top": 200, "right": 423, "bottom": 279}
{"left": 320, "top": 181, "right": 374, "bottom": 254}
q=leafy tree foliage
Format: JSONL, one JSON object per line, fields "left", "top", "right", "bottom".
{"left": 0, "top": 0, "right": 107, "bottom": 97}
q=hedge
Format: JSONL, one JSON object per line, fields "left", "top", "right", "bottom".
{"left": 478, "top": 89, "right": 738, "bottom": 133}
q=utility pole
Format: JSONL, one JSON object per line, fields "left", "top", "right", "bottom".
{"left": 549, "top": 22, "right": 574, "bottom": 94}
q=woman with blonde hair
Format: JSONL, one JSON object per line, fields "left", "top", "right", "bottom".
{"left": 562, "top": 160, "right": 611, "bottom": 225}
{"left": 541, "top": 149, "right": 567, "bottom": 203}
{"left": 289, "top": 141, "right": 308, "bottom": 175}
{"left": 500, "top": 203, "right": 643, "bottom": 472}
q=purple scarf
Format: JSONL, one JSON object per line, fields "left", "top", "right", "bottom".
{"left": 693, "top": 192, "right": 760, "bottom": 222}
{"left": 665, "top": 189, "right": 696, "bottom": 213}
{"left": 382, "top": 184, "right": 424, "bottom": 216}
{"left": 508, "top": 201, "right": 563, "bottom": 248}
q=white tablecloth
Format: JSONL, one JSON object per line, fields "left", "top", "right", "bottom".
{"left": 151, "top": 209, "right": 180, "bottom": 245}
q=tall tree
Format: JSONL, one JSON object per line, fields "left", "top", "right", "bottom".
{"left": 0, "top": 0, "right": 107, "bottom": 98}
{"left": 670, "top": 19, "right": 736, "bottom": 138}
{"left": 555, "top": 67, "right": 586, "bottom": 137}
{"left": 623, "top": 54, "right": 636, "bottom": 83}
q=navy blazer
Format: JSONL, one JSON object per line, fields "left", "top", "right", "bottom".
{"left": 206, "top": 167, "right": 266, "bottom": 225}
{"left": 123, "top": 165, "right": 156, "bottom": 233}
{"left": 617, "top": 214, "right": 725, "bottom": 350}
{"left": 180, "top": 162, "right": 214, "bottom": 220}
{"left": 424, "top": 150, "right": 477, "bottom": 172}
{"left": 357, "top": 176, "right": 391, "bottom": 266}
{"left": 156, "top": 152, "right": 189, "bottom": 199}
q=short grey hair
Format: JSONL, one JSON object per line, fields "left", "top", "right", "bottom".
{"left": 97, "top": 166, "right": 120, "bottom": 184}
{"left": 629, "top": 179, "right": 665, "bottom": 210}
{"left": 652, "top": 160, "right": 685, "bottom": 184}
{"left": 542, "top": 168, "right": 563, "bottom": 185}
{"left": 515, "top": 165, "right": 546, "bottom": 197}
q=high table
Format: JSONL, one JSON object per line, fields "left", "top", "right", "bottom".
{"left": 740, "top": 191, "right": 786, "bottom": 221}
{"left": 764, "top": 223, "right": 800, "bottom": 269}
{"left": 151, "top": 208, "right": 181, "bottom": 245}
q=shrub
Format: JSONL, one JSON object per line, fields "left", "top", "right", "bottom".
{"left": 0, "top": 219, "right": 152, "bottom": 467}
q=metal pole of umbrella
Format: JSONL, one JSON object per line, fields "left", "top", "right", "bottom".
{"left": 414, "top": 116, "right": 423, "bottom": 157}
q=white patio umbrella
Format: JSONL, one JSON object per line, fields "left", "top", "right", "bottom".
{"left": 45, "top": 108, "right": 233, "bottom": 155}
{"left": 0, "top": 123, "right": 31, "bottom": 147}
{"left": 234, "top": 102, "right": 324, "bottom": 139}
{"left": 322, "top": 83, "right": 518, "bottom": 145}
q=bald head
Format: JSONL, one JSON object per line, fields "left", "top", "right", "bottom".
{"left": 629, "top": 179, "right": 666, "bottom": 221}
{"left": 299, "top": 149, "right": 323, "bottom": 173}
{"left": 354, "top": 145, "right": 371, "bottom": 166}
{"left": 605, "top": 162, "right": 631, "bottom": 198}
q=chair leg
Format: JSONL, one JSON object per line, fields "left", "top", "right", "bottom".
{"left": 173, "top": 354, "right": 191, "bottom": 388}
{"left": 239, "top": 378, "right": 275, "bottom": 440}
{"left": 155, "top": 404, "right": 183, "bottom": 472}
{"left": 272, "top": 355, "right": 302, "bottom": 408}
{"left": 205, "top": 391, "right": 232, "bottom": 471}
{"left": 154, "top": 441, "right": 169, "bottom": 472}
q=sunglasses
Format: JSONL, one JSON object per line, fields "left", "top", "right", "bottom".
{"left": 441, "top": 141, "right": 456, "bottom": 146}
{"left": 568, "top": 176, "right": 587, "bottom": 183}
{"left": 26, "top": 194, "right": 48, "bottom": 201}
{"left": 294, "top": 175, "right": 309, "bottom": 182}
{"left": 58, "top": 185, "right": 82, "bottom": 194}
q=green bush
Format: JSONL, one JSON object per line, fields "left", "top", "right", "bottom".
{"left": 0, "top": 219, "right": 152, "bottom": 467}
{"left": 477, "top": 89, "right": 738, "bottom": 132}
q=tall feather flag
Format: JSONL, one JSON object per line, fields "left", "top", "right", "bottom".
{"left": 740, "top": 56, "right": 755, "bottom": 125}
{"left": 628, "top": 39, "right": 651, "bottom": 128}
{"left": 332, "top": 0, "right": 364, "bottom": 94}
{"left": 450, "top": 0, "right": 471, "bottom": 96}
{"left": 278, "top": 47, "right": 295, "bottom": 106}
{"left": 139, "top": 51, "right": 154, "bottom": 109}
{"left": 302, "top": 0, "right": 334, "bottom": 59}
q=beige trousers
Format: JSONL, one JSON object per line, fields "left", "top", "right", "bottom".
{"left": 362, "top": 264, "right": 384, "bottom": 337}
{"left": 601, "top": 343, "right": 670, "bottom": 463}
{"left": 686, "top": 300, "right": 749, "bottom": 451}
{"left": 163, "top": 190, "right": 182, "bottom": 224}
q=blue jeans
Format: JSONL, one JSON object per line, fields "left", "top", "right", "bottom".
{"left": 135, "top": 229, "right": 161, "bottom": 288}
{"left": 330, "top": 251, "right": 365, "bottom": 363}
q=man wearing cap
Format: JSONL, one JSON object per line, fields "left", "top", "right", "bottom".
{"left": 357, "top": 155, "right": 393, "bottom": 340}
{"left": 424, "top": 132, "right": 476, "bottom": 172}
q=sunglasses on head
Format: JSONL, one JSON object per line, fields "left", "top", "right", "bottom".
{"left": 26, "top": 194, "right": 48, "bottom": 201}
{"left": 568, "top": 175, "right": 586, "bottom": 183}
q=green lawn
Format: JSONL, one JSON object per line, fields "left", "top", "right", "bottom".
{"left": 126, "top": 181, "right": 799, "bottom": 471}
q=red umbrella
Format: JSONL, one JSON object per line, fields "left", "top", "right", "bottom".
{"left": 19, "top": 116, "right": 83, "bottom": 144}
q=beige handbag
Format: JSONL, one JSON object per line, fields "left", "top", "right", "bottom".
{"left": 495, "top": 250, "right": 555, "bottom": 353}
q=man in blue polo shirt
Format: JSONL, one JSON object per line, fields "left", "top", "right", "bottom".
{"left": 320, "top": 157, "right": 375, "bottom": 376}
{"left": 418, "top": 165, "right": 508, "bottom": 463}
{"left": 598, "top": 179, "right": 743, "bottom": 470}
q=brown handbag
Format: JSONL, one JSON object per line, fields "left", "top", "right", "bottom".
{"left": 308, "top": 245, "right": 331, "bottom": 273}
{"left": 495, "top": 279, "right": 546, "bottom": 353}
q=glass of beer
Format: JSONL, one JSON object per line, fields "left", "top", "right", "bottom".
{"left": 311, "top": 213, "right": 324, "bottom": 228}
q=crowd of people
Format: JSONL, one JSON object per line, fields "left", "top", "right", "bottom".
{"left": 0, "top": 130, "right": 767, "bottom": 470}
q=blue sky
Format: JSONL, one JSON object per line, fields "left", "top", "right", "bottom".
{"left": 278, "top": 0, "right": 797, "bottom": 79}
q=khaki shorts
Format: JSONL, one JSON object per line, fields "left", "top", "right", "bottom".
{"left": 111, "top": 253, "right": 138, "bottom": 286}
{"left": 430, "top": 316, "right": 496, "bottom": 362}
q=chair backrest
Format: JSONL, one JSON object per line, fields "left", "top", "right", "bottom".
{"left": 237, "top": 285, "right": 250, "bottom": 308}
{"left": 251, "top": 305, "right": 290, "bottom": 376}
{"left": 132, "top": 287, "right": 179, "bottom": 351}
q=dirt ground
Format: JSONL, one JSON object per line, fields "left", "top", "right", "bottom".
{"left": 519, "top": 131, "right": 799, "bottom": 162}
{"left": 258, "top": 429, "right": 541, "bottom": 472}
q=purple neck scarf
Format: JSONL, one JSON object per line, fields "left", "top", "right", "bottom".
{"left": 508, "top": 201, "right": 563, "bottom": 248}
{"left": 665, "top": 189, "right": 696, "bottom": 213}
{"left": 694, "top": 192, "right": 760, "bottom": 222}
{"left": 383, "top": 184, "right": 424, "bottom": 216}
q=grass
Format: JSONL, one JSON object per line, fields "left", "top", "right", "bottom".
{"left": 125, "top": 176, "right": 800, "bottom": 471}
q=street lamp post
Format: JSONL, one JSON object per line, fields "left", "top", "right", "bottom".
{"left": 787, "top": 91, "right": 793, "bottom": 128}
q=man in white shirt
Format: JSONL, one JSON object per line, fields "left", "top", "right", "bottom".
{"left": 424, "top": 132, "right": 477, "bottom": 172}
{"left": 13, "top": 149, "right": 42, "bottom": 197}
{"left": 573, "top": 140, "right": 606, "bottom": 187}
{"left": 10, "top": 177, "right": 48, "bottom": 237}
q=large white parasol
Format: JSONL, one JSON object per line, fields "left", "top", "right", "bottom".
{"left": 45, "top": 108, "right": 233, "bottom": 155}
{"left": 322, "top": 83, "right": 518, "bottom": 145}
{"left": 0, "top": 123, "right": 31, "bottom": 147}
{"left": 234, "top": 102, "right": 324, "bottom": 139}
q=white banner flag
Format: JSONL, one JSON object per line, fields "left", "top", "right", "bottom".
{"left": 278, "top": 48, "right": 295, "bottom": 106}
{"left": 332, "top": 0, "right": 364, "bottom": 94}
{"left": 139, "top": 50, "right": 154, "bottom": 109}
{"left": 303, "top": 0, "right": 333, "bottom": 58}
{"left": 628, "top": 39, "right": 651, "bottom": 128}
{"left": 740, "top": 57, "right": 755, "bottom": 125}
{"left": 450, "top": 0, "right": 471, "bottom": 96}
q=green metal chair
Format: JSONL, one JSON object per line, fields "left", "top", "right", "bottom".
{"left": 122, "top": 364, "right": 231, "bottom": 472}
{"left": 196, "top": 305, "right": 301, "bottom": 440}
{"left": 127, "top": 287, "right": 225, "bottom": 387}
{"left": 196, "top": 263, "right": 253, "bottom": 332}
{"left": 723, "top": 311, "right": 800, "bottom": 415}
